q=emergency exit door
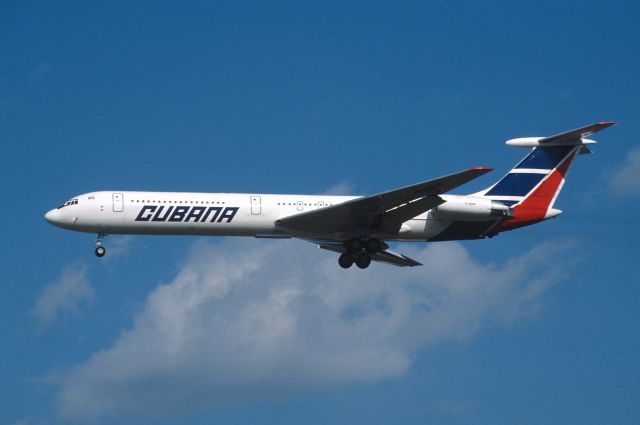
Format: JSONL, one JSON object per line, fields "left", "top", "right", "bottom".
{"left": 250, "top": 196, "right": 261, "bottom": 215}
{"left": 112, "top": 193, "right": 124, "bottom": 212}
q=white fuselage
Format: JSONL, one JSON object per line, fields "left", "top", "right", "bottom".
{"left": 45, "top": 191, "right": 470, "bottom": 241}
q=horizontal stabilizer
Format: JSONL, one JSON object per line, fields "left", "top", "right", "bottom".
{"left": 579, "top": 145, "right": 593, "bottom": 155}
{"left": 506, "top": 122, "right": 615, "bottom": 147}
{"left": 539, "top": 122, "right": 615, "bottom": 144}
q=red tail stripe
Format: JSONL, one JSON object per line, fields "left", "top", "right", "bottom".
{"left": 512, "top": 150, "right": 575, "bottom": 220}
{"left": 496, "top": 149, "right": 577, "bottom": 232}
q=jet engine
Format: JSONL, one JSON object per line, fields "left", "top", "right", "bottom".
{"left": 433, "top": 196, "right": 512, "bottom": 221}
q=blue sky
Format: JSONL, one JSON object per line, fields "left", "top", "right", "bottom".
{"left": 2, "top": 1, "right": 639, "bottom": 424}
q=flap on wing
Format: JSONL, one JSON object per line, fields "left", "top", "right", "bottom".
{"left": 380, "top": 195, "right": 444, "bottom": 230}
{"left": 277, "top": 167, "right": 493, "bottom": 236}
{"left": 316, "top": 241, "right": 421, "bottom": 267}
{"left": 371, "top": 249, "right": 422, "bottom": 267}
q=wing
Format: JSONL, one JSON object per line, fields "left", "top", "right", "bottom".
{"left": 276, "top": 167, "right": 493, "bottom": 238}
{"left": 317, "top": 241, "right": 422, "bottom": 267}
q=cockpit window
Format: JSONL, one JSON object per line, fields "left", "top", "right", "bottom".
{"left": 57, "top": 198, "right": 79, "bottom": 209}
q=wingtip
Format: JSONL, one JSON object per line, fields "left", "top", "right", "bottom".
{"left": 469, "top": 166, "right": 494, "bottom": 172}
{"left": 598, "top": 121, "right": 616, "bottom": 126}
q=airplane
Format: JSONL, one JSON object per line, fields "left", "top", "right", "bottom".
{"left": 44, "top": 122, "right": 614, "bottom": 269}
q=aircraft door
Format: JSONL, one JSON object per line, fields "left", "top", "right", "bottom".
{"left": 250, "top": 196, "right": 261, "bottom": 215}
{"left": 112, "top": 193, "right": 124, "bottom": 212}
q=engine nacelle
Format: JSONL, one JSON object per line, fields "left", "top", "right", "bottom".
{"left": 433, "top": 195, "right": 512, "bottom": 221}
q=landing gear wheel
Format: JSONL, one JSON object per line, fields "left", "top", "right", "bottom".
{"left": 365, "top": 238, "right": 381, "bottom": 254}
{"left": 95, "top": 246, "right": 106, "bottom": 257}
{"left": 355, "top": 252, "right": 371, "bottom": 269}
{"left": 345, "top": 238, "right": 363, "bottom": 253}
{"left": 95, "top": 234, "right": 107, "bottom": 258}
{"left": 338, "top": 253, "right": 354, "bottom": 269}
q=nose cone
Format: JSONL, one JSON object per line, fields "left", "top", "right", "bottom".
{"left": 44, "top": 209, "right": 62, "bottom": 226}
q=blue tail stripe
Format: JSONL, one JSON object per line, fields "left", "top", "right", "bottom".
{"left": 515, "top": 146, "right": 574, "bottom": 169}
{"left": 485, "top": 173, "right": 545, "bottom": 196}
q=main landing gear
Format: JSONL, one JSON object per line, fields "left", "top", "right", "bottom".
{"left": 95, "top": 234, "right": 107, "bottom": 257}
{"left": 338, "top": 238, "right": 381, "bottom": 269}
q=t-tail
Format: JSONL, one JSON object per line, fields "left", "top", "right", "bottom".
{"left": 477, "top": 122, "right": 615, "bottom": 233}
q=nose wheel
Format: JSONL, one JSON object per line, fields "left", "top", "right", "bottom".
{"left": 95, "top": 234, "right": 107, "bottom": 257}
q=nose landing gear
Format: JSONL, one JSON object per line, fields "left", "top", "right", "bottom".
{"left": 95, "top": 234, "right": 107, "bottom": 257}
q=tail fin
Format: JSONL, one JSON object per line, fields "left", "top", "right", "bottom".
{"left": 477, "top": 122, "right": 615, "bottom": 229}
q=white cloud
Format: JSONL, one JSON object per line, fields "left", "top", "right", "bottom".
{"left": 609, "top": 146, "right": 640, "bottom": 196}
{"left": 103, "top": 235, "right": 134, "bottom": 260}
{"left": 33, "top": 263, "right": 93, "bottom": 326}
{"left": 320, "top": 180, "right": 356, "bottom": 195}
{"left": 54, "top": 239, "right": 568, "bottom": 421}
